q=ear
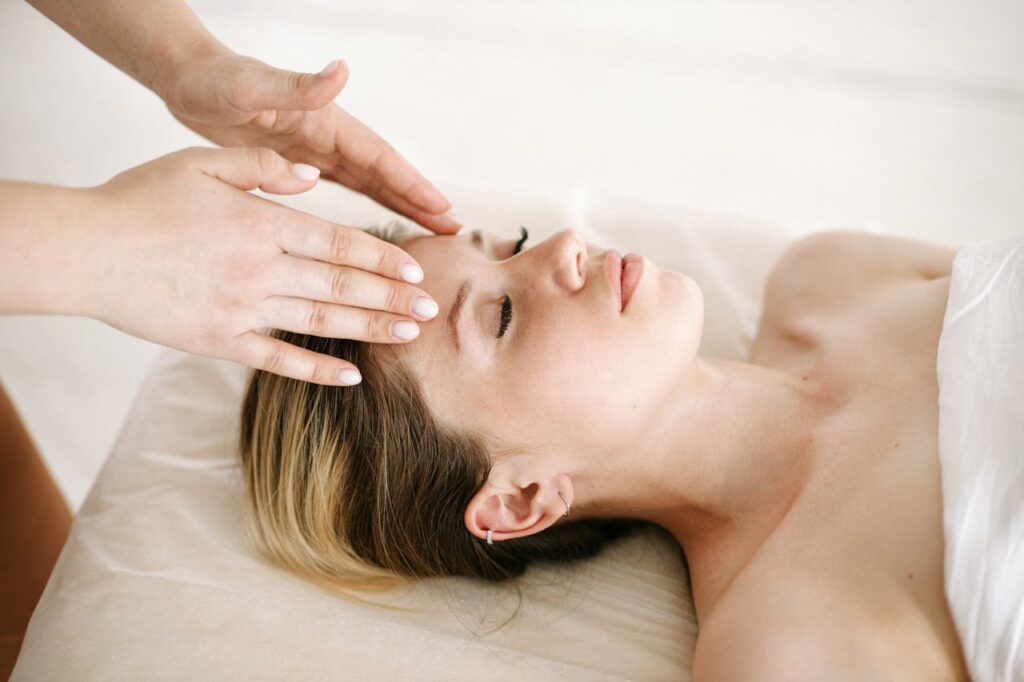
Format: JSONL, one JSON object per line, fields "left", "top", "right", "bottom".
{"left": 464, "top": 472, "right": 574, "bottom": 543}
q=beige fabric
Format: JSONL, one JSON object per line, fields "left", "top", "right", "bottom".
{"left": 13, "top": 198, "right": 794, "bottom": 681}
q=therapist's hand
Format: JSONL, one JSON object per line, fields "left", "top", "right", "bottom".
{"left": 85, "top": 147, "right": 439, "bottom": 386}
{"left": 157, "top": 52, "right": 462, "bottom": 236}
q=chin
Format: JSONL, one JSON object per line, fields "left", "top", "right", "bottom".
{"left": 660, "top": 271, "right": 704, "bottom": 359}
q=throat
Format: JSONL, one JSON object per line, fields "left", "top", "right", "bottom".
{"left": 622, "top": 356, "right": 827, "bottom": 619}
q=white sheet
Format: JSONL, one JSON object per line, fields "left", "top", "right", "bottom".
{"left": 937, "top": 236, "right": 1024, "bottom": 682}
{"left": 12, "top": 199, "right": 794, "bottom": 680}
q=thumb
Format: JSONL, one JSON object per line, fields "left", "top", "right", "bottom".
{"left": 240, "top": 58, "right": 349, "bottom": 112}
{"left": 188, "top": 146, "right": 321, "bottom": 195}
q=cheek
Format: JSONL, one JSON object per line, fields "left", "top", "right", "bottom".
{"left": 532, "top": 273, "right": 702, "bottom": 416}
{"left": 516, "top": 323, "right": 634, "bottom": 428}
{"left": 504, "top": 274, "right": 703, "bottom": 434}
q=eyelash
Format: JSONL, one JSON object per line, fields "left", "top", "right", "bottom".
{"left": 497, "top": 226, "right": 529, "bottom": 338}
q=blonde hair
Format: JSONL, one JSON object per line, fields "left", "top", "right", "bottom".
{"left": 237, "top": 220, "right": 644, "bottom": 607}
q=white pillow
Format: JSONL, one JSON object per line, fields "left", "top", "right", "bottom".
{"left": 13, "top": 196, "right": 794, "bottom": 681}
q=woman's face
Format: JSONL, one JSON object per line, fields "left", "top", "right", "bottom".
{"left": 394, "top": 228, "right": 704, "bottom": 463}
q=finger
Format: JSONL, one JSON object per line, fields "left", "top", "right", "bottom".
{"left": 259, "top": 296, "right": 424, "bottom": 344}
{"left": 236, "top": 58, "right": 350, "bottom": 113}
{"left": 365, "top": 177, "right": 464, "bottom": 235}
{"left": 269, "top": 254, "right": 440, "bottom": 321}
{"left": 189, "top": 146, "right": 321, "bottom": 195}
{"left": 235, "top": 330, "right": 363, "bottom": 386}
{"left": 273, "top": 215, "right": 427, "bottom": 284}
{"left": 330, "top": 107, "right": 452, "bottom": 215}
{"left": 326, "top": 164, "right": 463, "bottom": 235}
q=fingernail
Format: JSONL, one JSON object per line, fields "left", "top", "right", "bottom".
{"left": 400, "top": 262, "right": 424, "bottom": 284}
{"left": 413, "top": 296, "right": 439, "bottom": 319}
{"left": 338, "top": 368, "right": 362, "bottom": 385}
{"left": 292, "top": 163, "right": 320, "bottom": 181}
{"left": 447, "top": 211, "right": 462, "bottom": 226}
{"left": 318, "top": 59, "right": 341, "bottom": 78}
{"left": 392, "top": 320, "right": 420, "bottom": 340}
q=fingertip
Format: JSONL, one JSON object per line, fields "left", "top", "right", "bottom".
{"left": 291, "top": 163, "right": 321, "bottom": 182}
{"left": 400, "top": 262, "right": 425, "bottom": 284}
{"left": 287, "top": 60, "right": 348, "bottom": 111}
{"left": 409, "top": 181, "right": 452, "bottom": 214}
{"left": 425, "top": 211, "right": 463, "bottom": 235}
{"left": 314, "top": 58, "right": 349, "bottom": 95}
{"left": 338, "top": 368, "right": 362, "bottom": 385}
{"left": 318, "top": 59, "right": 342, "bottom": 78}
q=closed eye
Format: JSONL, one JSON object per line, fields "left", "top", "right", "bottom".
{"left": 497, "top": 226, "right": 529, "bottom": 338}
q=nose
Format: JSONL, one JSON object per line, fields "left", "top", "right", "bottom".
{"left": 549, "top": 228, "right": 587, "bottom": 289}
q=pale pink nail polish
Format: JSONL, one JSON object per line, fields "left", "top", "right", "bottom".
{"left": 318, "top": 60, "right": 340, "bottom": 78}
{"left": 338, "top": 369, "right": 361, "bottom": 385}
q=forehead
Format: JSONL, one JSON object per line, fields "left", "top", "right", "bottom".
{"left": 401, "top": 229, "right": 493, "bottom": 259}
{"left": 390, "top": 232, "right": 483, "bottom": 365}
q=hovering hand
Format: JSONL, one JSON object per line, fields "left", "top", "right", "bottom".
{"left": 159, "top": 52, "right": 461, "bottom": 235}
{"left": 84, "top": 147, "right": 441, "bottom": 386}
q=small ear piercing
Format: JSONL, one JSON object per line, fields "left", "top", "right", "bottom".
{"left": 483, "top": 492, "right": 570, "bottom": 546}
{"left": 558, "top": 491, "right": 571, "bottom": 517}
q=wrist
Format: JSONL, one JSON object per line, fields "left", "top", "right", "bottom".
{"left": 149, "top": 34, "right": 232, "bottom": 103}
{"left": 0, "top": 183, "right": 107, "bottom": 318}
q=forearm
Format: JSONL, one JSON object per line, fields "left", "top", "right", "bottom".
{"left": 0, "top": 181, "right": 102, "bottom": 317}
{"left": 25, "top": 0, "right": 230, "bottom": 99}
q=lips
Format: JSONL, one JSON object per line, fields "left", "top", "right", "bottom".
{"left": 620, "top": 253, "right": 644, "bottom": 311}
{"left": 604, "top": 250, "right": 644, "bottom": 312}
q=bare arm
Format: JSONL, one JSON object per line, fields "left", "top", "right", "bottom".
{"left": 25, "top": 0, "right": 225, "bottom": 100}
{"left": 23, "top": 0, "right": 459, "bottom": 233}
{"left": 0, "top": 148, "right": 441, "bottom": 386}
{"left": 0, "top": 180, "right": 98, "bottom": 316}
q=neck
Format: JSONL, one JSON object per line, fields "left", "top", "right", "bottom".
{"left": 586, "top": 356, "right": 828, "bottom": 615}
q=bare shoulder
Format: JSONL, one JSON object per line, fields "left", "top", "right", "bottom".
{"left": 762, "top": 229, "right": 957, "bottom": 322}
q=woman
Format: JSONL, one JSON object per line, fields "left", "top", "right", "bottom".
{"left": 239, "top": 222, "right": 969, "bottom": 680}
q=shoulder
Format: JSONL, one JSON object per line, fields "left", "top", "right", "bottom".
{"left": 762, "top": 229, "right": 957, "bottom": 321}
{"left": 777, "top": 229, "right": 956, "bottom": 280}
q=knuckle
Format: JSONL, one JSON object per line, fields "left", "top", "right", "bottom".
{"left": 329, "top": 227, "right": 353, "bottom": 262}
{"left": 305, "top": 301, "right": 328, "bottom": 335}
{"left": 376, "top": 246, "right": 390, "bottom": 276}
{"left": 287, "top": 71, "right": 306, "bottom": 96}
{"left": 250, "top": 146, "right": 279, "bottom": 177}
{"left": 384, "top": 284, "right": 402, "bottom": 313}
{"left": 262, "top": 344, "right": 288, "bottom": 375}
{"left": 368, "top": 144, "right": 395, "bottom": 178}
{"left": 313, "top": 359, "right": 341, "bottom": 384}
{"left": 366, "top": 312, "right": 386, "bottom": 341}
{"left": 329, "top": 268, "right": 352, "bottom": 300}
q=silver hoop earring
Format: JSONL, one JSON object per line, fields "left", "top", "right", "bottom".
{"left": 486, "top": 529, "right": 494, "bottom": 545}
{"left": 557, "top": 491, "right": 571, "bottom": 517}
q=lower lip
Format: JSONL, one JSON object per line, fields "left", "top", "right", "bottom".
{"left": 620, "top": 253, "right": 644, "bottom": 311}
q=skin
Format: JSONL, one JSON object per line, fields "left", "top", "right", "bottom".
{"left": 397, "top": 228, "right": 970, "bottom": 680}
{"left": 12, "top": 0, "right": 460, "bottom": 387}
{"left": 0, "top": 148, "right": 445, "bottom": 386}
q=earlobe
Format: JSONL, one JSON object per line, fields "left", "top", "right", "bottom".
{"left": 463, "top": 474, "right": 574, "bottom": 544}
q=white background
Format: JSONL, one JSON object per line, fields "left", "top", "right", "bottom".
{"left": 1, "top": 0, "right": 1022, "bottom": 511}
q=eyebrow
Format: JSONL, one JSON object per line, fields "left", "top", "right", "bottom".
{"left": 447, "top": 230, "right": 487, "bottom": 355}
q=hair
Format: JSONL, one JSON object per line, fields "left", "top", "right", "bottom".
{"left": 237, "top": 220, "right": 647, "bottom": 607}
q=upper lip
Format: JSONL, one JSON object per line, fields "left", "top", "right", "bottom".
{"left": 600, "top": 250, "right": 623, "bottom": 311}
